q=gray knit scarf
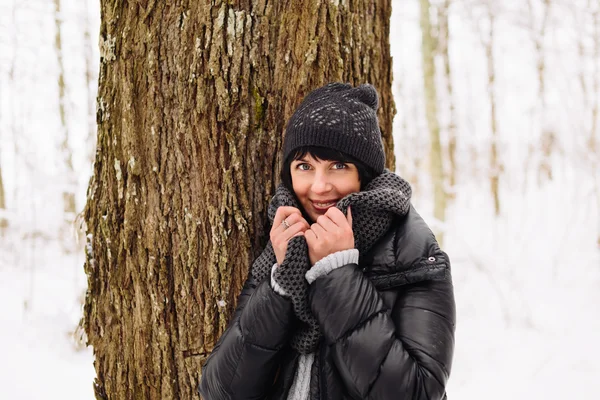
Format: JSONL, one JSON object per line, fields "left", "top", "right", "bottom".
{"left": 251, "top": 170, "right": 412, "bottom": 354}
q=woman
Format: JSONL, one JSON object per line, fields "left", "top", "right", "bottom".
{"left": 199, "top": 83, "right": 455, "bottom": 400}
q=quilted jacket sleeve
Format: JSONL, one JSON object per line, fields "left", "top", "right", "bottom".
{"left": 308, "top": 259, "right": 455, "bottom": 400}
{"left": 198, "top": 274, "right": 295, "bottom": 400}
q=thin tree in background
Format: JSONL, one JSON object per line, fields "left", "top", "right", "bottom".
{"left": 83, "top": 1, "right": 396, "bottom": 398}
{"left": 484, "top": 3, "right": 501, "bottom": 216}
{"left": 0, "top": 156, "right": 6, "bottom": 235}
{"left": 53, "top": 0, "right": 77, "bottom": 223}
{"left": 420, "top": 0, "right": 447, "bottom": 242}
{"left": 527, "top": 0, "right": 555, "bottom": 183}
{"left": 82, "top": 0, "right": 97, "bottom": 167}
{"left": 577, "top": 0, "right": 600, "bottom": 247}
{"left": 438, "top": 0, "right": 458, "bottom": 197}
{"left": 591, "top": 0, "right": 600, "bottom": 248}
{"left": 0, "top": 63, "right": 6, "bottom": 234}
{"left": 526, "top": 0, "right": 551, "bottom": 107}
{"left": 394, "top": 76, "right": 423, "bottom": 190}
{"left": 590, "top": 0, "right": 599, "bottom": 153}
{"left": 9, "top": 0, "right": 20, "bottom": 221}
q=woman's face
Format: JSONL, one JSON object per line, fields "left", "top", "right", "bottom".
{"left": 290, "top": 154, "right": 361, "bottom": 222}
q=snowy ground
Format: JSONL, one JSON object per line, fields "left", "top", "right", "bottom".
{"left": 1, "top": 172, "right": 598, "bottom": 399}
{"left": 441, "top": 178, "right": 600, "bottom": 399}
{"left": 0, "top": 233, "right": 96, "bottom": 399}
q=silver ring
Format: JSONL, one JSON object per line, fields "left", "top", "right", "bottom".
{"left": 281, "top": 219, "right": 290, "bottom": 229}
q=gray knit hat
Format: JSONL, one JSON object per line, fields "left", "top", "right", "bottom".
{"left": 282, "top": 82, "right": 386, "bottom": 174}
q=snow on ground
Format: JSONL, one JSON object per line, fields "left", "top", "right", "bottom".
{"left": 439, "top": 169, "right": 600, "bottom": 399}
{"left": 0, "top": 235, "right": 95, "bottom": 400}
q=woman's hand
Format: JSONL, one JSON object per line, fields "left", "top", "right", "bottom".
{"left": 270, "top": 206, "right": 310, "bottom": 265}
{"left": 305, "top": 207, "right": 354, "bottom": 266}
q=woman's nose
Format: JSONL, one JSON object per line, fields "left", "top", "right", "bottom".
{"left": 311, "top": 173, "right": 332, "bottom": 194}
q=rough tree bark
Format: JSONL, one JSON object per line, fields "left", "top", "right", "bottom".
{"left": 83, "top": 1, "right": 395, "bottom": 399}
{"left": 420, "top": 0, "right": 446, "bottom": 243}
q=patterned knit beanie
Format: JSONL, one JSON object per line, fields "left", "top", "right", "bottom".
{"left": 283, "top": 82, "right": 386, "bottom": 174}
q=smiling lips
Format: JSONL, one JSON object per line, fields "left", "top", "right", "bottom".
{"left": 311, "top": 200, "right": 338, "bottom": 211}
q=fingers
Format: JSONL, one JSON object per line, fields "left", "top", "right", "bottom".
{"left": 347, "top": 206, "right": 352, "bottom": 228}
{"left": 273, "top": 206, "right": 302, "bottom": 228}
{"left": 315, "top": 214, "right": 339, "bottom": 233}
{"left": 304, "top": 207, "right": 355, "bottom": 265}
{"left": 323, "top": 207, "right": 352, "bottom": 233}
{"left": 282, "top": 219, "right": 307, "bottom": 241}
{"left": 270, "top": 207, "right": 309, "bottom": 261}
{"left": 304, "top": 229, "right": 317, "bottom": 246}
{"left": 281, "top": 212, "right": 310, "bottom": 232}
{"left": 272, "top": 207, "right": 308, "bottom": 237}
{"left": 324, "top": 207, "right": 348, "bottom": 229}
{"left": 310, "top": 222, "right": 326, "bottom": 239}
{"left": 271, "top": 210, "right": 308, "bottom": 265}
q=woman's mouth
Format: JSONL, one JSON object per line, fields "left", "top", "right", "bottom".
{"left": 311, "top": 200, "right": 338, "bottom": 211}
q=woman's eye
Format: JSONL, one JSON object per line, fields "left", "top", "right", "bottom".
{"left": 298, "top": 163, "right": 311, "bottom": 171}
{"left": 333, "top": 162, "right": 347, "bottom": 169}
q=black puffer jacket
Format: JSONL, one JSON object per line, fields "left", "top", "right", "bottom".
{"left": 199, "top": 206, "right": 456, "bottom": 400}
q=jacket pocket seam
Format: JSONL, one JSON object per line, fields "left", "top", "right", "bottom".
{"left": 369, "top": 264, "right": 448, "bottom": 290}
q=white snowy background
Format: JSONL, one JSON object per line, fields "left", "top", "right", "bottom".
{"left": 0, "top": 0, "right": 598, "bottom": 399}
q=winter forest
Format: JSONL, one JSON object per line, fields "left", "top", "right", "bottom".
{"left": 0, "top": 0, "right": 598, "bottom": 398}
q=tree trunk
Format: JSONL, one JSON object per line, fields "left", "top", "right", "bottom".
{"left": 527, "top": 0, "right": 553, "bottom": 184}
{"left": 54, "top": 0, "right": 77, "bottom": 219}
{"left": 485, "top": 6, "right": 501, "bottom": 216}
{"left": 591, "top": 0, "right": 600, "bottom": 248}
{"left": 590, "top": 0, "right": 599, "bottom": 153}
{"left": 0, "top": 72, "right": 6, "bottom": 235}
{"left": 420, "top": 0, "right": 446, "bottom": 243}
{"left": 83, "top": 1, "right": 395, "bottom": 399}
{"left": 439, "top": 0, "right": 457, "bottom": 197}
{"left": 83, "top": 0, "right": 98, "bottom": 167}
{"left": 0, "top": 158, "right": 6, "bottom": 234}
